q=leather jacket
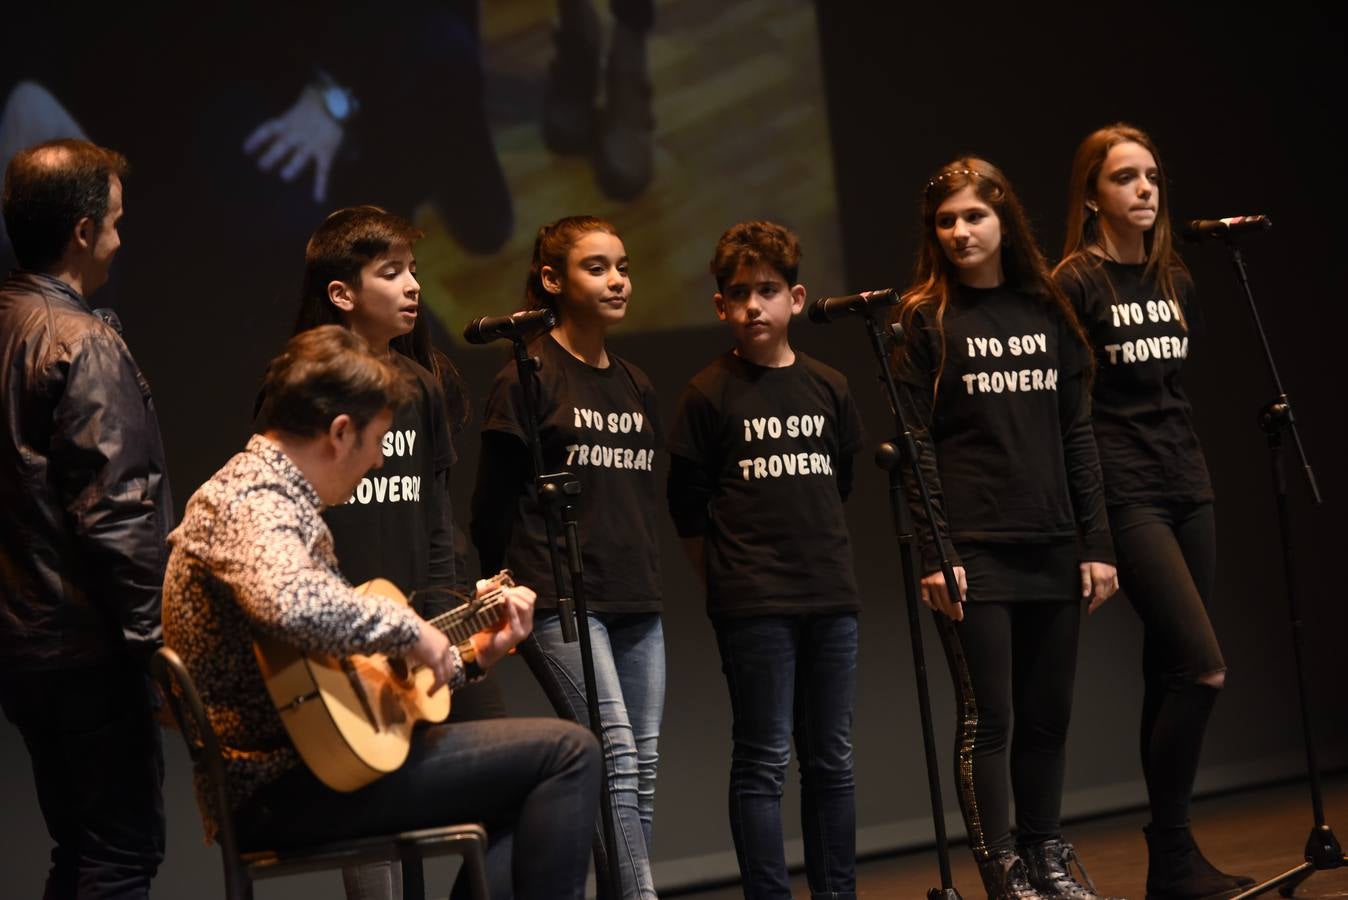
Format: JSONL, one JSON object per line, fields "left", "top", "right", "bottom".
{"left": 0, "top": 272, "right": 172, "bottom": 671}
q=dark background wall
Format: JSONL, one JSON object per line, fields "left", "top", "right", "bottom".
{"left": 2, "top": 2, "right": 1345, "bottom": 896}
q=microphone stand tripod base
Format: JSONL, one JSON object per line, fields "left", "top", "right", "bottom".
{"left": 1231, "top": 825, "right": 1345, "bottom": 899}
{"left": 1305, "top": 824, "right": 1346, "bottom": 868}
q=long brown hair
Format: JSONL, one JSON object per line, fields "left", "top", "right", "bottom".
{"left": 1057, "top": 123, "right": 1189, "bottom": 327}
{"left": 893, "top": 157, "right": 1089, "bottom": 400}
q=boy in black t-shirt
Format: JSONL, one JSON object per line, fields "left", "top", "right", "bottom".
{"left": 667, "top": 221, "right": 862, "bottom": 900}
{"left": 285, "top": 207, "right": 456, "bottom": 611}
{"left": 282, "top": 206, "right": 506, "bottom": 900}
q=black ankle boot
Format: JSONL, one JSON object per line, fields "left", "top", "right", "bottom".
{"left": 1144, "top": 825, "right": 1252, "bottom": 899}
{"left": 1018, "top": 838, "right": 1121, "bottom": 899}
{"left": 1019, "top": 835, "right": 1126, "bottom": 900}
{"left": 976, "top": 849, "right": 1050, "bottom": 900}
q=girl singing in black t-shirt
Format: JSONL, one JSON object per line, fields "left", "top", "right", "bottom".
{"left": 472, "top": 216, "right": 663, "bottom": 900}
{"left": 893, "top": 159, "right": 1119, "bottom": 900}
{"left": 1054, "top": 124, "right": 1253, "bottom": 898}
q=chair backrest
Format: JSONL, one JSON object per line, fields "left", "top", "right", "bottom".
{"left": 150, "top": 647, "right": 247, "bottom": 870}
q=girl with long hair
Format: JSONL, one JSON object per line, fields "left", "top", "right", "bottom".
{"left": 1054, "top": 124, "right": 1253, "bottom": 899}
{"left": 472, "top": 215, "right": 664, "bottom": 900}
{"left": 893, "top": 158, "right": 1119, "bottom": 899}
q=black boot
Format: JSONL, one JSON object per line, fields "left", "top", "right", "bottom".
{"left": 594, "top": 21, "right": 654, "bottom": 200}
{"left": 1144, "top": 825, "right": 1252, "bottom": 900}
{"left": 542, "top": 8, "right": 602, "bottom": 154}
{"left": 976, "top": 849, "right": 1051, "bottom": 900}
{"left": 1018, "top": 838, "right": 1122, "bottom": 899}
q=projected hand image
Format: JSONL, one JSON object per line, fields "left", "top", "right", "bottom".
{"left": 242, "top": 84, "right": 345, "bottom": 204}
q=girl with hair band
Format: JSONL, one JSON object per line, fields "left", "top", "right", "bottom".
{"left": 280, "top": 205, "right": 507, "bottom": 900}
{"left": 1054, "top": 124, "right": 1253, "bottom": 899}
{"left": 471, "top": 216, "right": 664, "bottom": 900}
{"left": 892, "top": 158, "right": 1120, "bottom": 900}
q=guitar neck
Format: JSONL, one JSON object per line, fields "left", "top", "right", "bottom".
{"left": 427, "top": 593, "right": 506, "bottom": 645}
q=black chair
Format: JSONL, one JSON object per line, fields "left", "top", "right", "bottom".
{"left": 151, "top": 647, "right": 491, "bottom": 900}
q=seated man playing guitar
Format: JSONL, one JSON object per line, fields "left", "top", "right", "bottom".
{"left": 163, "top": 325, "right": 600, "bottom": 900}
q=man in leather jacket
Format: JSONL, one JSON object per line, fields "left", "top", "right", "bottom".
{"left": 0, "top": 139, "right": 171, "bottom": 899}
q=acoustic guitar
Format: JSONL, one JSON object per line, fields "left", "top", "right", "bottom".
{"left": 253, "top": 571, "right": 513, "bottom": 792}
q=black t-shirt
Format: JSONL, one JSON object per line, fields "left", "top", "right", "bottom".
{"left": 478, "top": 335, "right": 662, "bottom": 614}
{"left": 323, "top": 354, "right": 456, "bottom": 611}
{"left": 1056, "top": 256, "right": 1213, "bottom": 506}
{"left": 666, "top": 351, "right": 864, "bottom": 619}
{"left": 894, "top": 285, "right": 1113, "bottom": 573}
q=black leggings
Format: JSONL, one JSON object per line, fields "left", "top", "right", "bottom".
{"left": 1110, "top": 502, "right": 1224, "bottom": 685}
{"left": 1110, "top": 502, "right": 1225, "bottom": 828}
{"left": 954, "top": 600, "right": 1081, "bottom": 854}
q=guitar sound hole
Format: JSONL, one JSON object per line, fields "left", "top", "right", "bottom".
{"left": 388, "top": 658, "right": 410, "bottom": 683}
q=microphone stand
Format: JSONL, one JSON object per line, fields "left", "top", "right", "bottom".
{"left": 508, "top": 335, "right": 622, "bottom": 900}
{"left": 859, "top": 310, "right": 976, "bottom": 900}
{"left": 1214, "top": 243, "right": 1345, "bottom": 898}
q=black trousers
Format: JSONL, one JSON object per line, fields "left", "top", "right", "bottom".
{"left": 1110, "top": 501, "right": 1225, "bottom": 829}
{"left": 238, "top": 718, "right": 600, "bottom": 900}
{"left": 0, "top": 660, "right": 165, "bottom": 900}
{"left": 954, "top": 600, "right": 1081, "bottom": 855}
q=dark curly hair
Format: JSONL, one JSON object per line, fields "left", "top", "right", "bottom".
{"left": 709, "top": 220, "right": 802, "bottom": 291}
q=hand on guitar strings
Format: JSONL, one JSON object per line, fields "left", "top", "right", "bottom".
{"left": 406, "top": 579, "right": 538, "bottom": 690}
{"left": 473, "top": 580, "right": 537, "bottom": 669}
{"left": 408, "top": 624, "right": 459, "bottom": 694}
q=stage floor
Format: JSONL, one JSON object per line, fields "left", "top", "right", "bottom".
{"left": 673, "top": 774, "right": 1348, "bottom": 898}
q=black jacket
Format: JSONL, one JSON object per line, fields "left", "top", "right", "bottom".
{"left": 0, "top": 272, "right": 172, "bottom": 671}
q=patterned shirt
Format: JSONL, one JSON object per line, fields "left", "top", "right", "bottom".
{"left": 163, "top": 434, "right": 463, "bottom": 841}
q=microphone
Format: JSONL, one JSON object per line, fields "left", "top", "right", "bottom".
{"left": 462, "top": 308, "right": 557, "bottom": 345}
{"left": 1179, "top": 215, "right": 1272, "bottom": 242}
{"left": 807, "top": 288, "right": 899, "bottom": 323}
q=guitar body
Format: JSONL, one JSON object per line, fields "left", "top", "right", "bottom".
{"left": 254, "top": 578, "right": 452, "bottom": 792}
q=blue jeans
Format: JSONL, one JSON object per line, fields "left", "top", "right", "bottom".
{"left": 531, "top": 610, "right": 665, "bottom": 900}
{"left": 714, "top": 614, "right": 859, "bottom": 900}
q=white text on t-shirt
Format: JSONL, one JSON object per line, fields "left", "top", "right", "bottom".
{"left": 1103, "top": 301, "right": 1189, "bottom": 366}
{"left": 564, "top": 407, "right": 655, "bottom": 471}
{"left": 346, "top": 428, "right": 424, "bottom": 505}
{"left": 736, "top": 413, "right": 835, "bottom": 481}
{"left": 960, "top": 332, "right": 1058, "bottom": 395}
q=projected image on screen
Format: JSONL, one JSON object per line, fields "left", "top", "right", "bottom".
{"left": 417, "top": 0, "right": 842, "bottom": 338}
{"left": 0, "top": 0, "right": 838, "bottom": 342}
